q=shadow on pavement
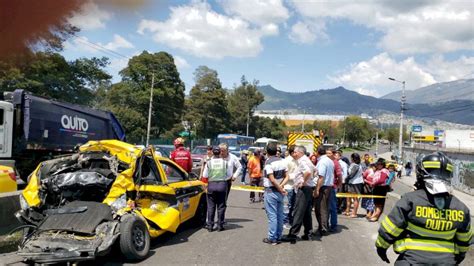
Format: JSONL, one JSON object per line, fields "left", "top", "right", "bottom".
{"left": 96, "top": 223, "right": 204, "bottom": 265}
{"left": 225, "top": 218, "right": 253, "bottom": 223}
{"left": 227, "top": 204, "right": 265, "bottom": 210}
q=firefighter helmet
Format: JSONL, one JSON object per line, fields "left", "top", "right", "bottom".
{"left": 173, "top": 137, "right": 185, "bottom": 147}
{"left": 416, "top": 152, "right": 453, "bottom": 195}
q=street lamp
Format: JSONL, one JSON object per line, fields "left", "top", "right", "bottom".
{"left": 388, "top": 77, "right": 406, "bottom": 162}
{"left": 146, "top": 74, "right": 165, "bottom": 147}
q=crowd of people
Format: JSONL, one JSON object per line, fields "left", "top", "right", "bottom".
{"left": 168, "top": 137, "right": 398, "bottom": 240}
{"left": 168, "top": 138, "right": 471, "bottom": 265}
{"left": 189, "top": 142, "right": 397, "bottom": 243}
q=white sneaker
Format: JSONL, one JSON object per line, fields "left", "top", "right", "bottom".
{"left": 283, "top": 223, "right": 291, "bottom": 229}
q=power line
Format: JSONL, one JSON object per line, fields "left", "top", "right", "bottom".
{"left": 72, "top": 34, "right": 131, "bottom": 60}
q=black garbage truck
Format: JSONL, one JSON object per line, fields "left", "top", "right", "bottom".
{"left": 0, "top": 89, "right": 126, "bottom": 180}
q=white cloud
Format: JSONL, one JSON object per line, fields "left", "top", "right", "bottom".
{"left": 102, "top": 34, "right": 134, "bottom": 51}
{"left": 108, "top": 57, "right": 129, "bottom": 82}
{"left": 329, "top": 53, "right": 474, "bottom": 97}
{"left": 290, "top": 0, "right": 474, "bottom": 54}
{"left": 64, "top": 36, "right": 99, "bottom": 54}
{"left": 219, "top": 0, "right": 289, "bottom": 25}
{"left": 68, "top": 1, "right": 112, "bottom": 30}
{"left": 108, "top": 51, "right": 141, "bottom": 82}
{"left": 137, "top": 1, "right": 277, "bottom": 58}
{"left": 174, "top": 55, "right": 190, "bottom": 70}
{"left": 289, "top": 20, "right": 327, "bottom": 44}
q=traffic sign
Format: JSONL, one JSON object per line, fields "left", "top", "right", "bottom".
{"left": 412, "top": 125, "right": 422, "bottom": 132}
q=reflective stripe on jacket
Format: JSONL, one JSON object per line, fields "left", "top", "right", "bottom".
{"left": 376, "top": 189, "right": 472, "bottom": 265}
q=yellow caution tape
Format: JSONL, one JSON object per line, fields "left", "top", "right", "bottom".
{"left": 231, "top": 185, "right": 264, "bottom": 192}
{"left": 231, "top": 185, "right": 386, "bottom": 198}
{"left": 336, "top": 193, "right": 387, "bottom": 199}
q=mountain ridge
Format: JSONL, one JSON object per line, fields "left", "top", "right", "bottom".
{"left": 256, "top": 85, "right": 474, "bottom": 125}
{"left": 381, "top": 78, "right": 474, "bottom": 104}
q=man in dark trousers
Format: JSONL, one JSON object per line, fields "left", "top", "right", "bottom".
{"left": 202, "top": 147, "right": 228, "bottom": 232}
{"left": 314, "top": 146, "right": 335, "bottom": 236}
{"left": 240, "top": 150, "right": 249, "bottom": 184}
{"left": 282, "top": 145, "right": 315, "bottom": 243}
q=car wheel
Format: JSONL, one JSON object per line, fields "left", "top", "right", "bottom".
{"left": 119, "top": 215, "right": 150, "bottom": 261}
{"left": 190, "top": 196, "right": 207, "bottom": 228}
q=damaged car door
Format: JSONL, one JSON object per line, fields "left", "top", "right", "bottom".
{"left": 159, "top": 160, "right": 204, "bottom": 223}
{"left": 134, "top": 152, "right": 181, "bottom": 236}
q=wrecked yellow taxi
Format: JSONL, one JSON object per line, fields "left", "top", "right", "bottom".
{"left": 15, "top": 140, "right": 206, "bottom": 264}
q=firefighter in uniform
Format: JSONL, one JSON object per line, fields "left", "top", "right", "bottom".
{"left": 376, "top": 152, "right": 472, "bottom": 265}
{"left": 170, "top": 137, "right": 193, "bottom": 173}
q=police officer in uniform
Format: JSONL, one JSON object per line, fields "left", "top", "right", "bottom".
{"left": 376, "top": 152, "right": 472, "bottom": 265}
{"left": 202, "top": 147, "right": 228, "bottom": 232}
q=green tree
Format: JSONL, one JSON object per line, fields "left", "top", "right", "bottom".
{"left": 342, "top": 116, "right": 373, "bottom": 146}
{"left": 185, "top": 66, "right": 230, "bottom": 138}
{"left": 104, "top": 51, "right": 185, "bottom": 142}
{"left": 228, "top": 76, "right": 264, "bottom": 135}
{"left": 254, "top": 117, "right": 286, "bottom": 140}
{"left": 0, "top": 52, "right": 111, "bottom": 105}
{"left": 384, "top": 126, "right": 410, "bottom": 149}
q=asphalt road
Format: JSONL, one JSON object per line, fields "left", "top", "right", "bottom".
{"left": 93, "top": 189, "right": 397, "bottom": 266}
{"left": 2, "top": 180, "right": 472, "bottom": 265}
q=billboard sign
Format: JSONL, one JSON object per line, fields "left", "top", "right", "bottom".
{"left": 434, "top": 130, "right": 444, "bottom": 137}
{"left": 412, "top": 125, "right": 422, "bottom": 132}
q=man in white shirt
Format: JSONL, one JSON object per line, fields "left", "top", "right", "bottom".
{"left": 282, "top": 146, "right": 315, "bottom": 242}
{"left": 219, "top": 143, "right": 242, "bottom": 202}
{"left": 283, "top": 145, "right": 298, "bottom": 228}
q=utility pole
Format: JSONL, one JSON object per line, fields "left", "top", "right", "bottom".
{"left": 399, "top": 81, "right": 406, "bottom": 162}
{"left": 246, "top": 87, "right": 250, "bottom": 136}
{"left": 146, "top": 73, "right": 155, "bottom": 147}
{"left": 301, "top": 109, "right": 305, "bottom": 132}
{"left": 375, "top": 130, "right": 379, "bottom": 158}
{"left": 246, "top": 111, "right": 250, "bottom": 137}
{"left": 389, "top": 77, "right": 406, "bottom": 162}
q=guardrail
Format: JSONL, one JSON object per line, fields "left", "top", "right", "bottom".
{"left": 404, "top": 147, "right": 474, "bottom": 195}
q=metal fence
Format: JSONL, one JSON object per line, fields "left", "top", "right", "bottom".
{"left": 404, "top": 147, "right": 474, "bottom": 195}
{"left": 148, "top": 138, "right": 215, "bottom": 149}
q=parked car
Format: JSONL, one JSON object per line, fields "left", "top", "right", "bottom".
{"left": 16, "top": 140, "right": 206, "bottom": 264}
{"left": 153, "top": 144, "right": 175, "bottom": 158}
{"left": 386, "top": 160, "right": 399, "bottom": 169}
{"left": 0, "top": 165, "right": 17, "bottom": 193}
{"left": 191, "top": 145, "right": 208, "bottom": 171}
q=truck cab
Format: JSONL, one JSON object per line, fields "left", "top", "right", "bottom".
{"left": 0, "top": 100, "right": 14, "bottom": 160}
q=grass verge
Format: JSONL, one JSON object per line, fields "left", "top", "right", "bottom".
{"left": 0, "top": 231, "right": 21, "bottom": 254}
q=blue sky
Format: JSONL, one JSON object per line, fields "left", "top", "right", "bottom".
{"left": 62, "top": 0, "right": 474, "bottom": 97}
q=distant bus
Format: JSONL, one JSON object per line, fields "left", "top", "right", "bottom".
{"left": 254, "top": 137, "right": 279, "bottom": 148}
{"left": 217, "top": 134, "right": 255, "bottom": 155}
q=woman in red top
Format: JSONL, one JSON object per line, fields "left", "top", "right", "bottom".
{"left": 365, "top": 158, "right": 390, "bottom": 222}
